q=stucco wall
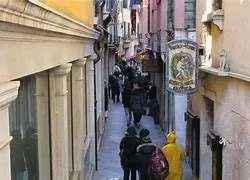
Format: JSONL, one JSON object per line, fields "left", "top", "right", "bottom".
{"left": 190, "top": 75, "right": 250, "bottom": 180}
{"left": 196, "top": 0, "right": 206, "bottom": 45}
{"left": 0, "top": 24, "right": 94, "bottom": 83}
{"left": 223, "top": 0, "right": 250, "bottom": 76}
{"left": 40, "top": 0, "right": 94, "bottom": 26}
{"left": 197, "top": 0, "right": 250, "bottom": 76}
{"left": 175, "top": 0, "right": 185, "bottom": 30}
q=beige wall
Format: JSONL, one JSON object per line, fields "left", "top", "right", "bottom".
{"left": 0, "top": 0, "right": 98, "bottom": 83}
{"left": 0, "top": 25, "right": 94, "bottom": 83}
{"left": 190, "top": 75, "right": 250, "bottom": 180}
{"left": 194, "top": 1, "right": 250, "bottom": 179}
{"left": 197, "top": 0, "right": 250, "bottom": 76}
{"left": 223, "top": 0, "right": 250, "bottom": 76}
{"left": 196, "top": 0, "right": 206, "bottom": 45}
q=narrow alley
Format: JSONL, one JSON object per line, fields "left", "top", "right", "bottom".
{"left": 94, "top": 102, "right": 193, "bottom": 180}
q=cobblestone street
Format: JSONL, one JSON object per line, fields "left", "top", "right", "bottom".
{"left": 93, "top": 102, "right": 193, "bottom": 180}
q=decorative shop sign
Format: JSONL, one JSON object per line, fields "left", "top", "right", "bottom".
{"left": 136, "top": 50, "right": 161, "bottom": 72}
{"left": 167, "top": 40, "right": 199, "bottom": 94}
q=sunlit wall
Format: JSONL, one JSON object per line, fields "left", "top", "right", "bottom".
{"left": 40, "top": 0, "right": 94, "bottom": 27}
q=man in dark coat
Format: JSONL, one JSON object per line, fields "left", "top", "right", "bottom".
{"left": 109, "top": 74, "right": 120, "bottom": 103}
{"left": 130, "top": 82, "right": 145, "bottom": 127}
{"left": 120, "top": 127, "right": 141, "bottom": 180}
{"left": 122, "top": 80, "right": 133, "bottom": 126}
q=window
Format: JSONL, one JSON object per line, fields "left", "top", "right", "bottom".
{"left": 131, "top": 10, "right": 137, "bottom": 34}
{"left": 9, "top": 75, "right": 51, "bottom": 180}
{"left": 128, "top": 23, "right": 131, "bottom": 37}
{"left": 205, "top": 97, "right": 214, "bottom": 131}
{"left": 185, "top": 0, "right": 196, "bottom": 29}
{"left": 123, "top": 0, "right": 128, "bottom": 8}
{"left": 167, "top": 0, "right": 175, "bottom": 31}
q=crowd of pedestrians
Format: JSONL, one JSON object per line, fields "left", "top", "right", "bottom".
{"left": 108, "top": 64, "right": 185, "bottom": 180}
{"left": 108, "top": 67, "right": 159, "bottom": 128}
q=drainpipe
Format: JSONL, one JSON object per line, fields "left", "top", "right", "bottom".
{"left": 93, "top": 0, "right": 112, "bottom": 170}
{"left": 93, "top": 61, "right": 98, "bottom": 171}
{"left": 93, "top": 25, "right": 104, "bottom": 171}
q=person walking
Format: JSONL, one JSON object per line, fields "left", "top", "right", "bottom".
{"left": 130, "top": 81, "right": 144, "bottom": 127}
{"left": 109, "top": 74, "right": 116, "bottom": 103}
{"left": 136, "top": 129, "right": 155, "bottom": 180}
{"left": 119, "top": 127, "right": 141, "bottom": 180}
{"left": 148, "top": 84, "right": 159, "bottom": 124}
{"left": 162, "top": 132, "right": 185, "bottom": 180}
{"left": 122, "top": 80, "right": 133, "bottom": 127}
{"left": 114, "top": 76, "right": 120, "bottom": 103}
{"left": 136, "top": 129, "right": 168, "bottom": 180}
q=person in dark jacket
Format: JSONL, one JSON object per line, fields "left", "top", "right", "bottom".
{"left": 130, "top": 82, "right": 145, "bottom": 127}
{"left": 122, "top": 80, "right": 133, "bottom": 126}
{"left": 109, "top": 74, "right": 115, "bottom": 100}
{"left": 120, "top": 127, "right": 141, "bottom": 180}
{"left": 109, "top": 74, "right": 120, "bottom": 103}
{"left": 136, "top": 129, "right": 157, "bottom": 180}
{"left": 113, "top": 77, "right": 120, "bottom": 103}
{"left": 148, "top": 84, "right": 159, "bottom": 124}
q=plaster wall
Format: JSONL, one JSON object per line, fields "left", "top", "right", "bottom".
{"left": 0, "top": 25, "right": 94, "bottom": 83}
{"left": 175, "top": 0, "right": 185, "bottom": 30}
{"left": 197, "top": 0, "right": 250, "bottom": 76}
{"left": 40, "top": 0, "right": 94, "bottom": 26}
{"left": 223, "top": 0, "right": 250, "bottom": 76}
{"left": 190, "top": 76, "right": 250, "bottom": 180}
{"left": 196, "top": 0, "right": 206, "bottom": 45}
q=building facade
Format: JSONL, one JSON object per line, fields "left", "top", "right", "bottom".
{"left": 189, "top": 0, "right": 250, "bottom": 179}
{"left": 136, "top": 0, "right": 196, "bottom": 133}
{"left": 0, "top": 0, "right": 110, "bottom": 179}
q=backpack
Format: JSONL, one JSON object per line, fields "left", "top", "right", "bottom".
{"left": 149, "top": 148, "right": 169, "bottom": 180}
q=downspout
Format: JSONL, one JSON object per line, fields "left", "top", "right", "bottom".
{"left": 93, "top": 24, "right": 104, "bottom": 171}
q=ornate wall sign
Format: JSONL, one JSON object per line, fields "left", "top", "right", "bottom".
{"left": 167, "top": 40, "right": 199, "bottom": 94}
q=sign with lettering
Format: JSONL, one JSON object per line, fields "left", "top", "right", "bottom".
{"left": 167, "top": 40, "right": 199, "bottom": 94}
{"left": 136, "top": 50, "right": 161, "bottom": 72}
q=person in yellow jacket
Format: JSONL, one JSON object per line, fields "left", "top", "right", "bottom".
{"left": 162, "top": 131, "right": 185, "bottom": 180}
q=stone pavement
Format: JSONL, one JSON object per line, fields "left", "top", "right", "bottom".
{"left": 93, "top": 102, "right": 193, "bottom": 180}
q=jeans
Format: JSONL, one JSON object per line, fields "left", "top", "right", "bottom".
{"left": 124, "top": 166, "right": 137, "bottom": 180}
{"left": 124, "top": 108, "right": 132, "bottom": 126}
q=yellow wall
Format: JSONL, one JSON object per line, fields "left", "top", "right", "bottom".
{"left": 40, "top": 0, "right": 94, "bottom": 27}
